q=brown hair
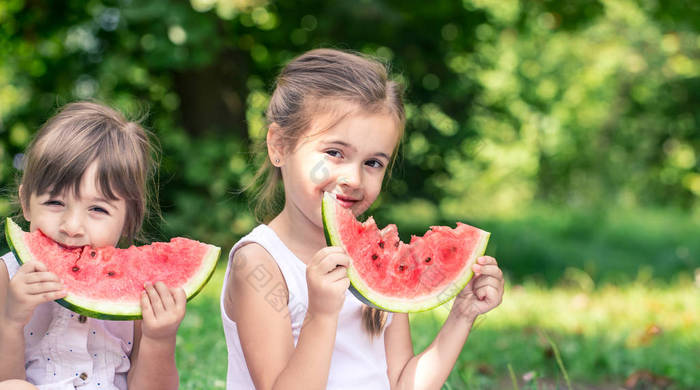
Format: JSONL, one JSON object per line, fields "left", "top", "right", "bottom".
{"left": 249, "top": 49, "right": 405, "bottom": 336}
{"left": 19, "top": 101, "right": 157, "bottom": 243}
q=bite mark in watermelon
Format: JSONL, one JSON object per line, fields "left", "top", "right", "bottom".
{"left": 4, "top": 217, "right": 220, "bottom": 320}
{"left": 322, "top": 192, "right": 490, "bottom": 313}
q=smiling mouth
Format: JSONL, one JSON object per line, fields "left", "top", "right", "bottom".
{"left": 335, "top": 194, "right": 360, "bottom": 208}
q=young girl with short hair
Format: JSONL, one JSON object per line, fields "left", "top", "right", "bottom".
{"left": 0, "top": 101, "right": 186, "bottom": 390}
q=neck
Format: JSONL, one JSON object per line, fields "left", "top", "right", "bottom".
{"left": 268, "top": 202, "right": 327, "bottom": 263}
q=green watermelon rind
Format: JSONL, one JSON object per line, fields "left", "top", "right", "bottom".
{"left": 4, "top": 217, "right": 220, "bottom": 320}
{"left": 322, "top": 192, "right": 491, "bottom": 313}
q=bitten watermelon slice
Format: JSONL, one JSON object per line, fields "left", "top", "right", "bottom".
{"left": 322, "top": 193, "right": 490, "bottom": 313}
{"left": 4, "top": 217, "right": 220, "bottom": 320}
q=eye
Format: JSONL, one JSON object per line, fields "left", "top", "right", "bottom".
{"left": 43, "top": 200, "right": 64, "bottom": 207}
{"left": 365, "top": 159, "right": 385, "bottom": 169}
{"left": 90, "top": 206, "right": 110, "bottom": 215}
{"left": 325, "top": 149, "right": 343, "bottom": 159}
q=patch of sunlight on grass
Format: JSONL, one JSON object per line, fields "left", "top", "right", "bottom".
{"left": 412, "top": 277, "right": 699, "bottom": 344}
{"left": 410, "top": 279, "right": 700, "bottom": 388}
{"left": 489, "top": 280, "right": 699, "bottom": 339}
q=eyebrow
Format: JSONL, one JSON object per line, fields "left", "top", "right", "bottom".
{"left": 323, "top": 140, "right": 391, "bottom": 161}
{"left": 90, "top": 196, "right": 118, "bottom": 208}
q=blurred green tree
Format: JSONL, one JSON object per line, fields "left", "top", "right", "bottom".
{"left": 0, "top": 0, "right": 697, "bottom": 250}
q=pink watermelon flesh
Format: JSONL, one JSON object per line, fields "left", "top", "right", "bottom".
{"left": 323, "top": 192, "right": 490, "bottom": 312}
{"left": 342, "top": 221, "right": 481, "bottom": 297}
{"left": 26, "top": 231, "right": 207, "bottom": 301}
{"left": 6, "top": 218, "right": 220, "bottom": 319}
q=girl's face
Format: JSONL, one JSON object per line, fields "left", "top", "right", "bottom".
{"left": 276, "top": 110, "right": 400, "bottom": 229}
{"left": 21, "top": 161, "right": 127, "bottom": 249}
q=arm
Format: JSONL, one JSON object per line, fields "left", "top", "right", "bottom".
{"left": 127, "top": 282, "right": 186, "bottom": 390}
{"left": 0, "top": 262, "right": 66, "bottom": 381}
{"left": 386, "top": 256, "right": 504, "bottom": 390}
{"left": 224, "top": 245, "right": 349, "bottom": 390}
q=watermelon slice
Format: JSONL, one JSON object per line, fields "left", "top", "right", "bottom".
{"left": 322, "top": 192, "right": 490, "bottom": 312}
{"left": 4, "top": 217, "right": 220, "bottom": 320}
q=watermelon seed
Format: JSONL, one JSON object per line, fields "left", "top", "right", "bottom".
{"left": 90, "top": 251, "right": 96, "bottom": 258}
{"left": 107, "top": 271, "right": 115, "bottom": 277}
{"left": 378, "top": 241, "right": 385, "bottom": 248}
{"left": 371, "top": 254, "right": 378, "bottom": 260}
{"left": 398, "top": 264, "right": 406, "bottom": 272}
{"left": 72, "top": 266, "right": 79, "bottom": 272}
{"left": 394, "top": 241, "right": 399, "bottom": 248}
{"left": 425, "top": 257, "right": 431, "bottom": 263}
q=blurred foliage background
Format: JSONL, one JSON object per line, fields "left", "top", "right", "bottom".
{"left": 1, "top": 0, "right": 698, "bottom": 283}
{"left": 1, "top": 0, "right": 698, "bottom": 388}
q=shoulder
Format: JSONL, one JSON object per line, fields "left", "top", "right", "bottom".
{"left": 233, "top": 241, "right": 276, "bottom": 267}
{"left": 0, "top": 252, "right": 19, "bottom": 278}
{"left": 232, "top": 243, "right": 283, "bottom": 280}
{"left": 224, "top": 242, "right": 290, "bottom": 324}
{"left": 226, "top": 242, "right": 287, "bottom": 299}
{"left": 0, "top": 257, "right": 8, "bottom": 287}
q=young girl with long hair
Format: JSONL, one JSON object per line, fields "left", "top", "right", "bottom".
{"left": 221, "top": 49, "right": 505, "bottom": 389}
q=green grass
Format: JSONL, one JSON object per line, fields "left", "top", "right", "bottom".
{"left": 177, "top": 266, "right": 700, "bottom": 389}
{"left": 176, "top": 263, "right": 228, "bottom": 389}
{"left": 410, "top": 278, "right": 699, "bottom": 389}
{"left": 174, "top": 207, "right": 700, "bottom": 389}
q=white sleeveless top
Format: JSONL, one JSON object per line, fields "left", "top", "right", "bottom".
{"left": 220, "top": 225, "right": 392, "bottom": 389}
{"left": 1, "top": 252, "right": 133, "bottom": 390}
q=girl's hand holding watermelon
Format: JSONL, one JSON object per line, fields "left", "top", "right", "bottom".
{"left": 306, "top": 247, "right": 351, "bottom": 319}
{"left": 2, "top": 262, "right": 66, "bottom": 328}
{"left": 451, "top": 256, "right": 505, "bottom": 321}
{"left": 139, "top": 281, "right": 187, "bottom": 341}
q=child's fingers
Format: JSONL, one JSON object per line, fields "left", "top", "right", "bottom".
{"left": 473, "top": 264, "right": 503, "bottom": 279}
{"left": 24, "top": 271, "right": 62, "bottom": 284}
{"left": 26, "top": 281, "right": 64, "bottom": 295}
{"left": 310, "top": 246, "right": 346, "bottom": 266}
{"left": 171, "top": 287, "right": 187, "bottom": 309}
{"left": 141, "top": 291, "right": 155, "bottom": 322}
{"left": 477, "top": 256, "right": 498, "bottom": 266}
{"left": 42, "top": 290, "right": 67, "bottom": 301}
{"left": 319, "top": 253, "right": 349, "bottom": 273}
{"left": 473, "top": 275, "right": 503, "bottom": 300}
{"left": 24, "top": 289, "right": 68, "bottom": 304}
{"left": 327, "top": 266, "right": 349, "bottom": 282}
{"left": 475, "top": 285, "right": 502, "bottom": 304}
{"left": 473, "top": 275, "right": 503, "bottom": 292}
{"left": 153, "top": 282, "right": 175, "bottom": 308}
{"left": 170, "top": 288, "right": 187, "bottom": 320}
{"left": 144, "top": 282, "right": 165, "bottom": 316}
{"left": 17, "top": 261, "right": 48, "bottom": 274}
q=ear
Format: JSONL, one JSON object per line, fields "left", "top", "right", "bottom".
{"left": 19, "top": 185, "right": 30, "bottom": 222}
{"left": 266, "top": 123, "right": 285, "bottom": 167}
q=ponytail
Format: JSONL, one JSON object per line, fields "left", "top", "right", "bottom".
{"left": 362, "top": 306, "right": 388, "bottom": 337}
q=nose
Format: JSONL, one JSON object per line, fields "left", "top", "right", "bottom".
{"left": 60, "top": 210, "right": 85, "bottom": 237}
{"left": 337, "top": 164, "right": 362, "bottom": 190}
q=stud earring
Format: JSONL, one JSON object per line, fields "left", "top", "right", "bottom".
{"left": 275, "top": 158, "right": 280, "bottom": 164}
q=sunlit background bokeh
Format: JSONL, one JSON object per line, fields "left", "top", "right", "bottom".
{"left": 1, "top": 0, "right": 698, "bottom": 388}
